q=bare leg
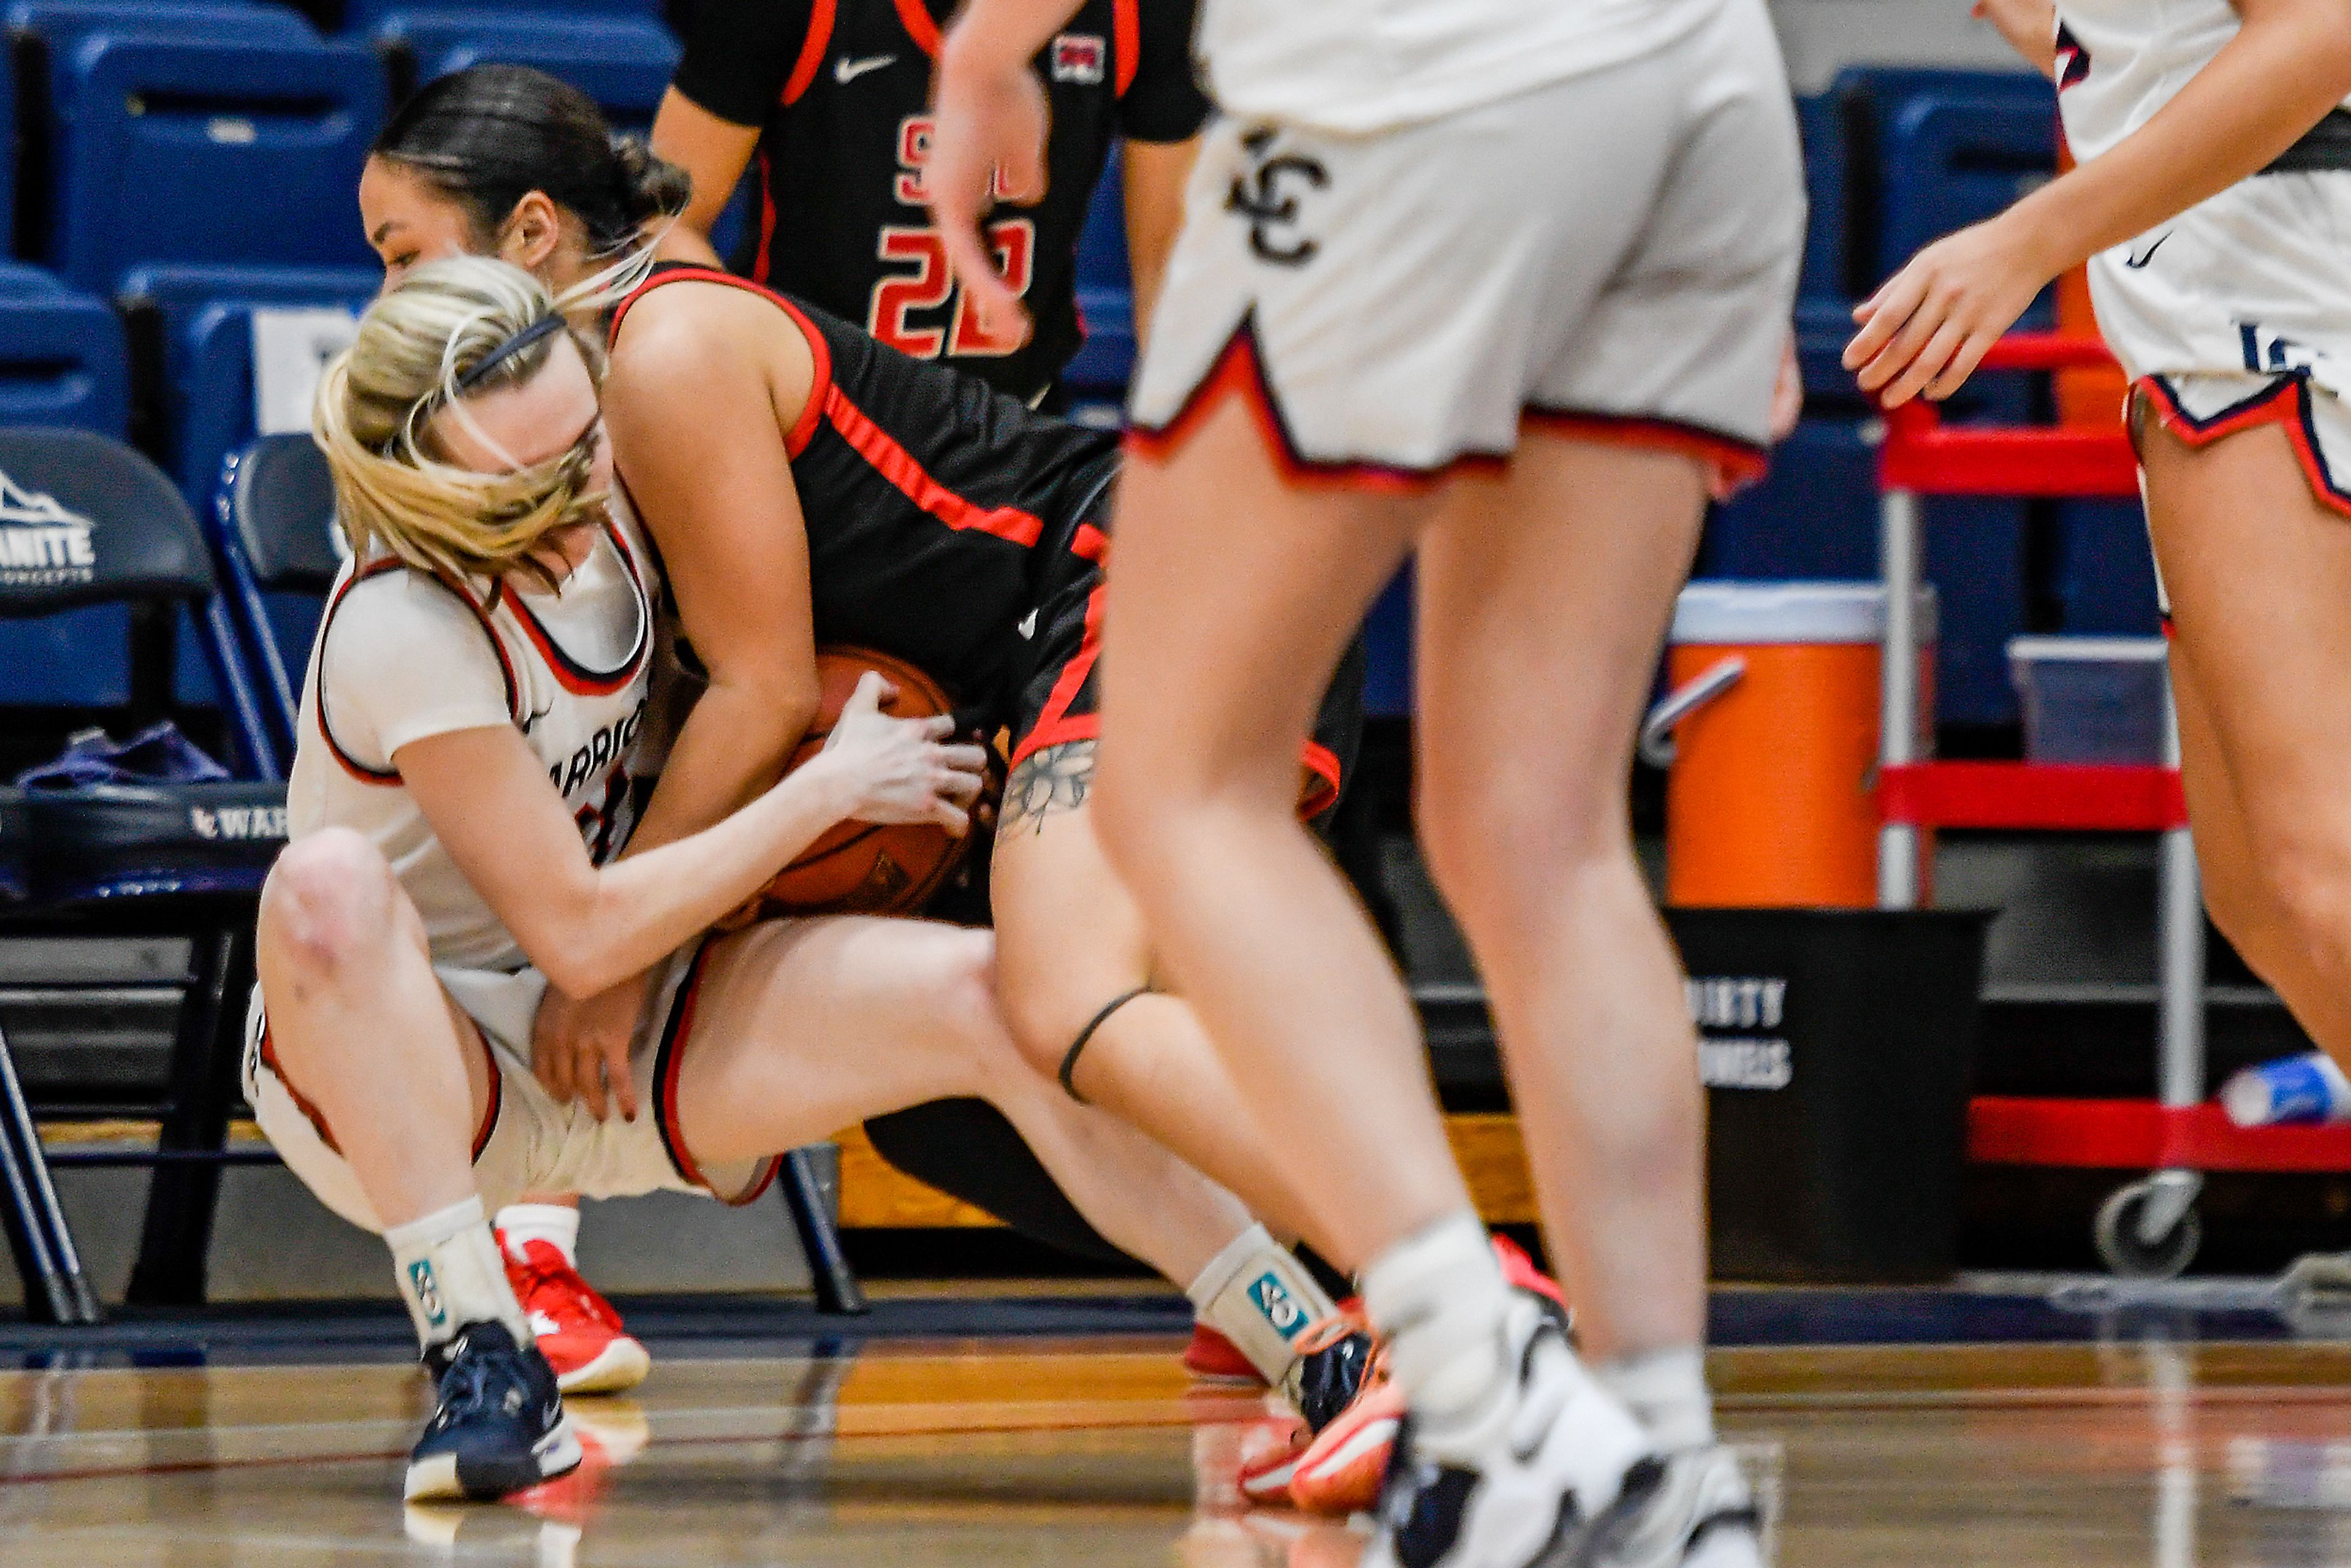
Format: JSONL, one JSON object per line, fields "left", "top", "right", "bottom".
{"left": 1093, "top": 397, "right": 1459, "bottom": 1268}
{"left": 257, "top": 828, "right": 493, "bottom": 1229}
{"left": 672, "top": 915, "right": 1260, "bottom": 1289}
{"left": 991, "top": 749, "right": 1340, "bottom": 1264}
{"left": 2145, "top": 418, "right": 2351, "bottom": 1070}
{"left": 1412, "top": 432, "right": 1709, "bottom": 1360}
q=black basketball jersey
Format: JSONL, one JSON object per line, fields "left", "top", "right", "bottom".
{"left": 672, "top": 0, "right": 1209, "bottom": 402}
{"left": 607, "top": 263, "right": 1120, "bottom": 711}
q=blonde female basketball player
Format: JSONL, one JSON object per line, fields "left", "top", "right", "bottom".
{"left": 348, "top": 65, "right": 1441, "bottom": 1440}
{"left": 262, "top": 256, "right": 1334, "bottom": 1501}
{"left": 929, "top": 1, "right": 1802, "bottom": 1564}
{"left": 1851, "top": 4, "right": 2351, "bottom": 1125}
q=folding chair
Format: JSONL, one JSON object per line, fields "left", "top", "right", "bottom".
{"left": 0, "top": 427, "right": 285, "bottom": 1321}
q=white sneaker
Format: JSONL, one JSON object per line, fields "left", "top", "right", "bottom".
{"left": 1602, "top": 1445, "right": 1766, "bottom": 1568}
{"left": 1363, "top": 1298, "right": 1660, "bottom": 1568}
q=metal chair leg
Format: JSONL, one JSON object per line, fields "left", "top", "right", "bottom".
{"left": 127, "top": 925, "right": 247, "bottom": 1307}
{"left": 779, "top": 1145, "right": 866, "bottom": 1316}
{"left": 0, "top": 1019, "right": 100, "bottom": 1324}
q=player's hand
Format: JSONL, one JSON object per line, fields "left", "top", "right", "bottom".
{"left": 1843, "top": 214, "right": 2053, "bottom": 407}
{"left": 817, "top": 671, "right": 990, "bottom": 834}
{"left": 928, "top": 26, "right": 1051, "bottom": 348}
{"left": 1971, "top": 0, "right": 2058, "bottom": 77}
{"left": 531, "top": 971, "right": 648, "bottom": 1122}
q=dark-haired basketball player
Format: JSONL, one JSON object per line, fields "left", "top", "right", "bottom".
{"left": 651, "top": 0, "right": 1205, "bottom": 405}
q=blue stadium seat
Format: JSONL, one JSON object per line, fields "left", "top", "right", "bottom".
{"left": 1793, "top": 91, "right": 1850, "bottom": 307}
{"left": 1065, "top": 143, "right": 1133, "bottom": 395}
{"left": 208, "top": 432, "right": 336, "bottom": 760}
{"left": 113, "top": 264, "right": 370, "bottom": 705}
{"left": 341, "top": 0, "right": 666, "bottom": 31}
{"left": 1836, "top": 67, "right": 2058, "bottom": 307}
{"left": 380, "top": 10, "right": 680, "bottom": 132}
{"left": 42, "top": 32, "right": 383, "bottom": 291}
{"left": 0, "top": 280, "right": 131, "bottom": 706}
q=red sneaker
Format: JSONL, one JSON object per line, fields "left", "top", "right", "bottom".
{"left": 1491, "top": 1233, "right": 1571, "bottom": 1326}
{"left": 1185, "top": 1322, "right": 1267, "bottom": 1386}
{"left": 1237, "top": 1313, "right": 1377, "bottom": 1505}
{"left": 1286, "top": 1376, "right": 1403, "bottom": 1515}
{"left": 500, "top": 1234, "right": 650, "bottom": 1395}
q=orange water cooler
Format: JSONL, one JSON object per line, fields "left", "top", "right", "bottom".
{"left": 1646, "top": 583, "right": 1935, "bottom": 908}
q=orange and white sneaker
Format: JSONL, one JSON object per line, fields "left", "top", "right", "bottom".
{"left": 1237, "top": 1313, "right": 1379, "bottom": 1505}
{"left": 500, "top": 1234, "right": 651, "bottom": 1395}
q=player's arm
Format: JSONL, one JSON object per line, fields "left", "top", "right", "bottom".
{"left": 1116, "top": 0, "right": 1209, "bottom": 342}
{"left": 651, "top": 89, "right": 762, "bottom": 242}
{"left": 1973, "top": 0, "right": 2057, "bottom": 78}
{"left": 1849, "top": 0, "right": 2351, "bottom": 405}
{"left": 399, "top": 681, "right": 984, "bottom": 1002}
{"left": 931, "top": 0, "right": 1092, "bottom": 343}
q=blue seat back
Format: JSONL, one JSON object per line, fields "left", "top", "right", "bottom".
{"left": 48, "top": 33, "right": 384, "bottom": 291}
{"left": 343, "top": 0, "right": 666, "bottom": 28}
{"left": 210, "top": 432, "right": 336, "bottom": 756}
{"left": 1064, "top": 143, "right": 1133, "bottom": 394}
{"left": 1793, "top": 92, "right": 1848, "bottom": 308}
{"left": 384, "top": 11, "right": 680, "bottom": 131}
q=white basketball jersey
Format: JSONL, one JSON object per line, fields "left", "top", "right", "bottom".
{"left": 285, "top": 507, "right": 659, "bottom": 972}
{"left": 2057, "top": 1, "right": 2351, "bottom": 162}
{"left": 1196, "top": 0, "right": 1720, "bottom": 133}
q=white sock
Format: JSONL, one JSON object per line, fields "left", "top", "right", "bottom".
{"left": 1595, "top": 1346, "right": 1715, "bottom": 1452}
{"left": 497, "top": 1202, "right": 582, "bottom": 1267}
{"left": 1363, "top": 1212, "right": 1517, "bottom": 1458}
{"left": 385, "top": 1196, "right": 531, "bottom": 1352}
{"left": 1185, "top": 1223, "right": 1340, "bottom": 1385}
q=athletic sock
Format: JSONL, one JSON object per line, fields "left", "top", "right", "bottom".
{"left": 1595, "top": 1346, "right": 1716, "bottom": 1452}
{"left": 386, "top": 1196, "right": 532, "bottom": 1352}
{"left": 1186, "top": 1223, "right": 1340, "bottom": 1384}
{"left": 1363, "top": 1212, "right": 1517, "bottom": 1461}
{"left": 497, "top": 1202, "right": 583, "bottom": 1268}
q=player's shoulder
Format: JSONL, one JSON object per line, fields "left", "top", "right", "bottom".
{"left": 610, "top": 275, "right": 781, "bottom": 386}
{"left": 323, "top": 566, "right": 485, "bottom": 670}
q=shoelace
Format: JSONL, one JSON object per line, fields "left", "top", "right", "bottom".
{"left": 1281, "top": 1310, "right": 1390, "bottom": 1426}
{"left": 429, "top": 1337, "right": 530, "bottom": 1432}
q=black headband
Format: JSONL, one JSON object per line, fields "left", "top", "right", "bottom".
{"left": 456, "top": 315, "right": 566, "bottom": 392}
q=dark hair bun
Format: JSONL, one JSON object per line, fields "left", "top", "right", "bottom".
{"left": 610, "top": 135, "right": 694, "bottom": 225}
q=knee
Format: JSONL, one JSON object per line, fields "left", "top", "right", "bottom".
{"left": 996, "top": 964, "right": 1131, "bottom": 1088}
{"left": 1419, "top": 764, "right": 1625, "bottom": 921}
{"left": 259, "top": 828, "right": 396, "bottom": 981}
{"left": 919, "top": 927, "right": 1033, "bottom": 1081}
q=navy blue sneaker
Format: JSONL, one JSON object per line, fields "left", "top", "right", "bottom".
{"left": 405, "top": 1321, "right": 582, "bottom": 1501}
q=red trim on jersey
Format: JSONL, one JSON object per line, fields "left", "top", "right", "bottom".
{"left": 260, "top": 1015, "right": 500, "bottom": 1162}
{"left": 315, "top": 560, "right": 427, "bottom": 787}
{"left": 822, "top": 386, "right": 1048, "bottom": 546}
{"left": 498, "top": 520, "right": 652, "bottom": 698}
{"left": 1125, "top": 321, "right": 1505, "bottom": 493}
{"left": 1298, "top": 741, "right": 1341, "bottom": 820}
{"left": 893, "top": 0, "right": 942, "bottom": 58}
{"left": 1112, "top": 0, "right": 1139, "bottom": 96}
{"left": 781, "top": 0, "right": 838, "bottom": 105}
{"left": 1523, "top": 407, "right": 1770, "bottom": 493}
{"left": 1008, "top": 522, "right": 1108, "bottom": 767}
{"left": 609, "top": 265, "right": 836, "bottom": 457}
{"left": 2134, "top": 373, "right": 2351, "bottom": 519}
{"left": 751, "top": 149, "right": 779, "bottom": 287}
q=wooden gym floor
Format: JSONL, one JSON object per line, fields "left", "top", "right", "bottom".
{"left": 10, "top": 1287, "right": 2351, "bottom": 1566}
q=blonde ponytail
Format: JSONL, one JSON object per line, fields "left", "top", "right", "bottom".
{"left": 313, "top": 256, "right": 607, "bottom": 591}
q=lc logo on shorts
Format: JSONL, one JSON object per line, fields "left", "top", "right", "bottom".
{"left": 1250, "top": 1272, "right": 1309, "bottom": 1339}
{"left": 408, "top": 1259, "right": 448, "bottom": 1330}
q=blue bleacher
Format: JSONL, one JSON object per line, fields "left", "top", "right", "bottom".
{"left": 379, "top": 10, "right": 680, "bottom": 132}
{"left": 0, "top": 270, "right": 136, "bottom": 705}
{"left": 113, "top": 264, "right": 371, "bottom": 704}
{"left": 42, "top": 31, "right": 383, "bottom": 291}
{"left": 1065, "top": 142, "right": 1133, "bottom": 395}
{"left": 340, "top": 0, "right": 667, "bottom": 31}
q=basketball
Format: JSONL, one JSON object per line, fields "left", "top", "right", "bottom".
{"left": 756, "top": 647, "right": 977, "bottom": 916}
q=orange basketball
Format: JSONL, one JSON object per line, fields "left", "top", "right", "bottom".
{"left": 758, "top": 647, "right": 977, "bottom": 915}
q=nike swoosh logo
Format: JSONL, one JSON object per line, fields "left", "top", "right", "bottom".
{"left": 2125, "top": 233, "right": 2172, "bottom": 270}
{"left": 1017, "top": 609, "right": 1039, "bottom": 639}
{"left": 835, "top": 54, "right": 895, "bottom": 84}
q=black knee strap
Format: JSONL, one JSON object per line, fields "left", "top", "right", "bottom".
{"left": 1058, "top": 986, "right": 1152, "bottom": 1104}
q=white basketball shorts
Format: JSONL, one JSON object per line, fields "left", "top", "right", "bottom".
{"left": 1128, "top": 0, "right": 1804, "bottom": 490}
{"left": 2093, "top": 170, "right": 2351, "bottom": 519}
{"left": 245, "top": 939, "right": 779, "bottom": 1234}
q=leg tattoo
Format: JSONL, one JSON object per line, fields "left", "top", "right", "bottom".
{"left": 1003, "top": 740, "right": 1097, "bottom": 836}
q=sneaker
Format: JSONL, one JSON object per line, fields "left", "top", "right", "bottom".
{"left": 501, "top": 1233, "right": 651, "bottom": 1395}
{"left": 1363, "top": 1297, "right": 1660, "bottom": 1568}
{"left": 405, "top": 1321, "right": 583, "bottom": 1502}
{"left": 1489, "top": 1235, "right": 1571, "bottom": 1334}
{"left": 1186, "top": 1322, "right": 1266, "bottom": 1385}
{"left": 1239, "top": 1313, "right": 1379, "bottom": 1505}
